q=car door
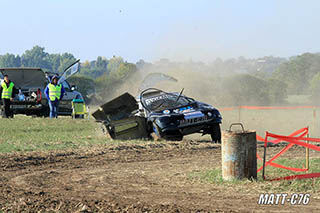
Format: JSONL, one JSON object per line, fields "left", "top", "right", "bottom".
{"left": 59, "top": 81, "right": 75, "bottom": 114}
{"left": 57, "top": 60, "right": 80, "bottom": 84}
{"left": 56, "top": 60, "right": 80, "bottom": 115}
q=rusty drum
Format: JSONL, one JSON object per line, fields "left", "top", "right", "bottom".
{"left": 222, "top": 123, "right": 257, "bottom": 181}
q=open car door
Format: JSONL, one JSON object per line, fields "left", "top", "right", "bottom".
{"left": 57, "top": 59, "right": 80, "bottom": 84}
{"left": 139, "top": 73, "right": 177, "bottom": 93}
{"left": 92, "top": 93, "right": 149, "bottom": 140}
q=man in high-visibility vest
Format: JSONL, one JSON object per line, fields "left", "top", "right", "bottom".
{"left": 0, "top": 75, "right": 17, "bottom": 118}
{"left": 44, "top": 76, "right": 65, "bottom": 118}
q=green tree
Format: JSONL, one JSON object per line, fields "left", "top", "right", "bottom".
{"left": 107, "top": 56, "right": 123, "bottom": 73}
{"left": 96, "top": 56, "right": 108, "bottom": 69}
{"left": 68, "top": 76, "right": 95, "bottom": 102}
{"left": 21, "top": 46, "right": 51, "bottom": 70}
{"left": 218, "top": 74, "right": 270, "bottom": 106}
{"left": 272, "top": 53, "right": 320, "bottom": 95}
{"left": 47, "top": 53, "right": 62, "bottom": 73}
{"left": 94, "top": 61, "right": 137, "bottom": 101}
{"left": 57, "top": 53, "right": 77, "bottom": 74}
{"left": 110, "top": 62, "right": 137, "bottom": 79}
{"left": 310, "top": 73, "right": 320, "bottom": 104}
{"left": 267, "top": 78, "right": 288, "bottom": 104}
{"left": 0, "top": 54, "right": 21, "bottom": 67}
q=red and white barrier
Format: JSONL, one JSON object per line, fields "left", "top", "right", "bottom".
{"left": 257, "top": 127, "right": 320, "bottom": 181}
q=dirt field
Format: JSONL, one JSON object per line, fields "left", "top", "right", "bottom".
{"left": 0, "top": 140, "right": 319, "bottom": 212}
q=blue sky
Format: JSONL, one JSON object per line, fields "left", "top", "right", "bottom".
{"left": 1, "top": 0, "right": 320, "bottom": 62}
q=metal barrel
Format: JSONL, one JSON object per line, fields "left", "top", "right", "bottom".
{"left": 222, "top": 123, "right": 257, "bottom": 181}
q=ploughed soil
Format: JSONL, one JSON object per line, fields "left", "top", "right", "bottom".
{"left": 0, "top": 140, "right": 319, "bottom": 212}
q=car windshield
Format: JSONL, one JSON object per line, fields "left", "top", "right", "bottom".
{"left": 142, "top": 93, "right": 192, "bottom": 111}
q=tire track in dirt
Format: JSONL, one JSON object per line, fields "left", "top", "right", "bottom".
{"left": 0, "top": 141, "right": 319, "bottom": 212}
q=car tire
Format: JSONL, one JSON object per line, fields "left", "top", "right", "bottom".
{"left": 151, "top": 122, "right": 163, "bottom": 141}
{"left": 107, "top": 125, "right": 116, "bottom": 139}
{"left": 210, "top": 123, "right": 221, "bottom": 143}
{"left": 165, "top": 134, "right": 183, "bottom": 141}
{"left": 74, "top": 114, "right": 84, "bottom": 119}
{"left": 152, "top": 122, "right": 183, "bottom": 141}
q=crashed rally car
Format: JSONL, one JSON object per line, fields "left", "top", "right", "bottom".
{"left": 93, "top": 88, "right": 222, "bottom": 142}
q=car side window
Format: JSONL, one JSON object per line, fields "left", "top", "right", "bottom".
{"left": 62, "top": 81, "right": 70, "bottom": 91}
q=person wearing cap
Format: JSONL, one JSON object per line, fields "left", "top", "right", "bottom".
{"left": 0, "top": 75, "right": 17, "bottom": 118}
{"left": 44, "top": 76, "right": 65, "bottom": 118}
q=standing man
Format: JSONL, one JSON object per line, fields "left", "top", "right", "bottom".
{"left": 0, "top": 75, "right": 16, "bottom": 118}
{"left": 45, "top": 76, "right": 65, "bottom": 118}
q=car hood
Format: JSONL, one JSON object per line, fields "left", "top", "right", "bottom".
{"left": 92, "top": 92, "right": 138, "bottom": 121}
{"left": 139, "top": 73, "right": 178, "bottom": 93}
{"left": 0, "top": 68, "right": 47, "bottom": 89}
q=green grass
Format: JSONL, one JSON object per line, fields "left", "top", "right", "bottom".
{"left": 0, "top": 116, "right": 132, "bottom": 153}
{"left": 188, "top": 158, "right": 320, "bottom": 193}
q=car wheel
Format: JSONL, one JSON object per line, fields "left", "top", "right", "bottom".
{"left": 74, "top": 114, "right": 84, "bottom": 119}
{"left": 152, "top": 122, "right": 183, "bottom": 141}
{"left": 106, "top": 125, "right": 116, "bottom": 139}
{"left": 151, "top": 122, "right": 163, "bottom": 141}
{"left": 164, "top": 134, "right": 183, "bottom": 141}
{"left": 210, "top": 123, "right": 221, "bottom": 143}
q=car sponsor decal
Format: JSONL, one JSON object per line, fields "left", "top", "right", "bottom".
{"left": 173, "top": 109, "right": 180, "bottom": 113}
{"left": 178, "top": 106, "right": 193, "bottom": 113}
{"left": 183, "top": 111, "right": 204, "bottom": 119}
{"left": 144, "top": 94, "right": 169, "bottom": 105}
{"left": 180, "top": 112, "right": 208, "bottom": 125}
{"left": 163, "top": 109, "right": 170, "bottom": 114}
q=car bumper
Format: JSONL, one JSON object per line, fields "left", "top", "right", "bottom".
{"left": 159, "top": 118, "right": 221, "bottom": 134}
{"left": 9, "top": 103, "right": 43, "bottom": 114}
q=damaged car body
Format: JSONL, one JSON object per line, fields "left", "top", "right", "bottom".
{"left": 93, "top": 88, "right": 222, "bottom": 142}
{"left": 92, "top": 93, "right": 149, "bottom": 140}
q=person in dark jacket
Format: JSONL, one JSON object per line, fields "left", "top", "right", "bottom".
{"left": 44, "top": 76, "right": 65, "bottom": 118}
{"left": 0, "top": 75, "right": 17, "bottom": 118}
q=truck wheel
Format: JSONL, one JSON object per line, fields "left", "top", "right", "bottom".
{"left": 42, "top": 107, "right": 50, "bottom": 117}
{"left": 210, "top": 123, "right": 221, "bottom": 143}
{"left": 9, "top": 111, "right": 14, "bottom": 118}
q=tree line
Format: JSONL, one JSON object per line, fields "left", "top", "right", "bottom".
{"left": 1, "top": 46, "right": 320, "bottom": 106}
{"left": 0, "top": 46, "right": 138, "bottom": 103}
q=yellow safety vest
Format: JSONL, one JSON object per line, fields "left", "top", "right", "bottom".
{"left": 1, "top": 82, "right": 14, "bottom": 99}
{"left": 48, "top": 83, "right": 62, "bottom": 101}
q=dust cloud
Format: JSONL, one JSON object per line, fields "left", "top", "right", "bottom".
{"left": 94, "top": 59, "right": 317, "bottom": 137}
{"left": 107, "top": 61, "right": 221, "bottom": 105}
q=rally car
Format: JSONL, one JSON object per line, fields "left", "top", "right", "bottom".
{"left": 93, "top": 88, "right": 222, "bottom": 142}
